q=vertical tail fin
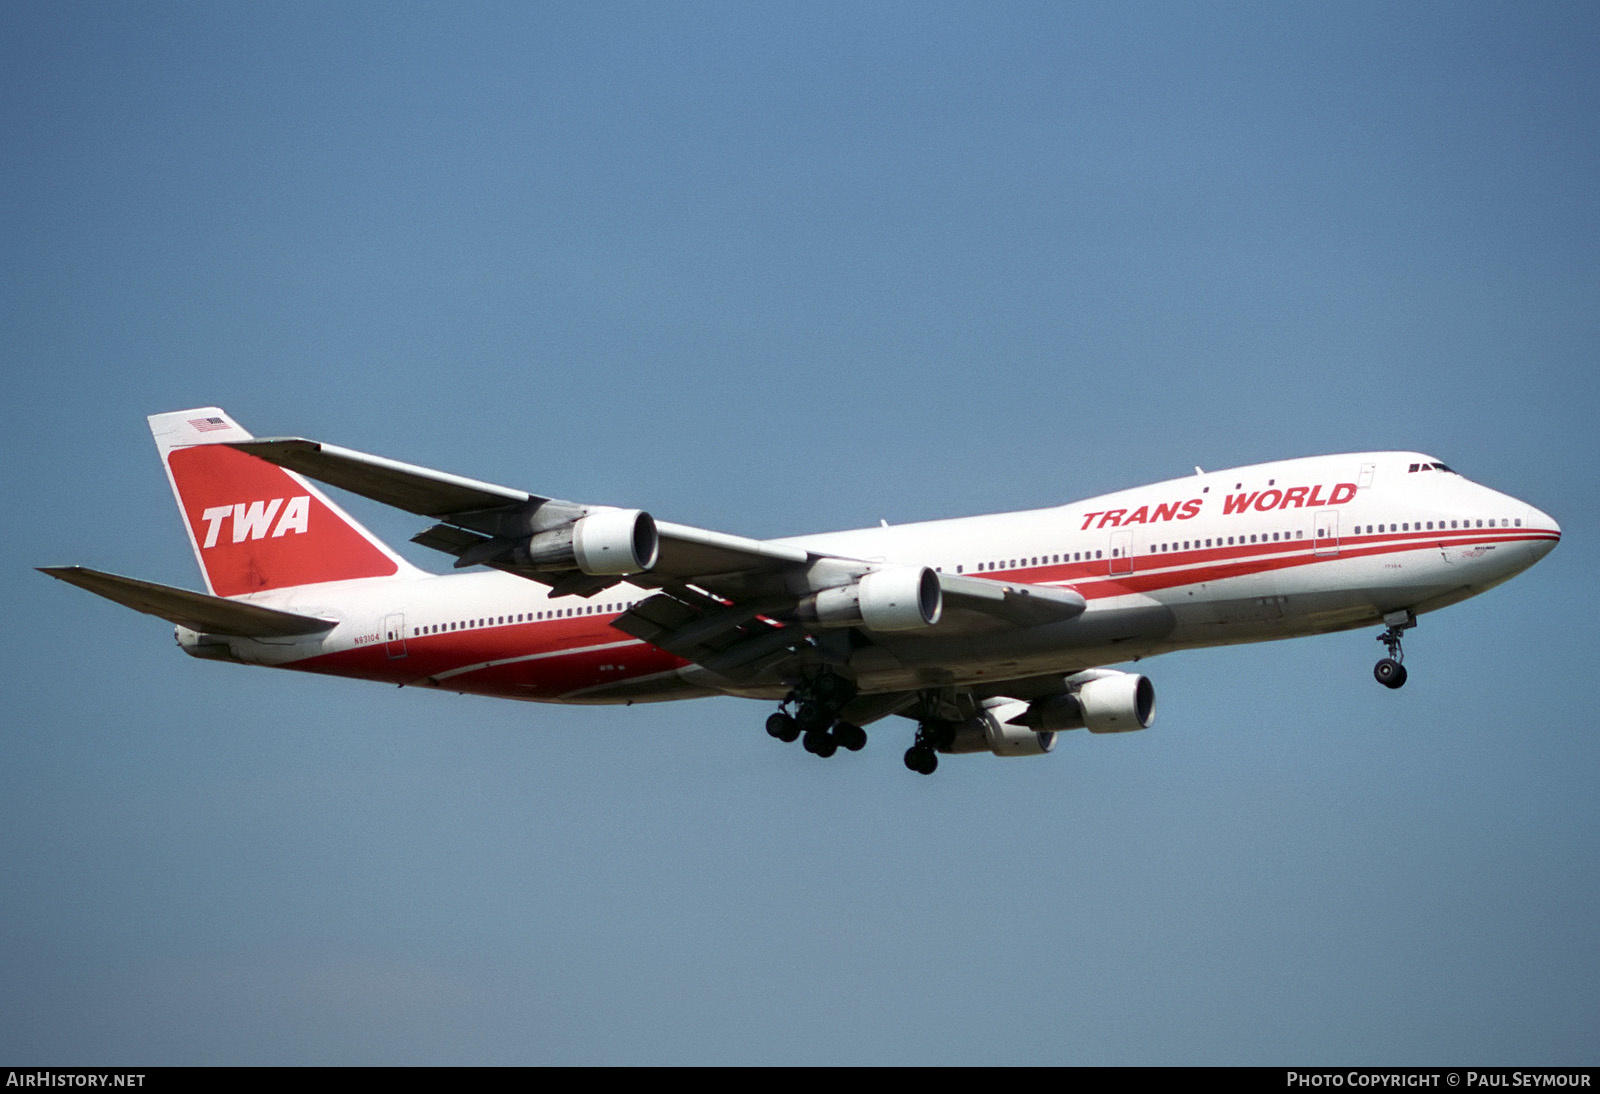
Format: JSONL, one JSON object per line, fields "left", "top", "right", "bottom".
{"left": 150, "top": 408, "right": 415, "bottom": 597}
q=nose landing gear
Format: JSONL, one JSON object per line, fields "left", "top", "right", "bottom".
{"left": 1374, "top": 610, "right": 1416, "bottom": 689}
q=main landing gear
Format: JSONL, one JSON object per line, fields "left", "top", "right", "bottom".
{"left": 903, "top": 727, "right": 939, "bottom": 775}
{"left": 765, "top": 673, "right": 867, "bottom": 759}
{"left": 903, "top": 720, "right": 955, "bottom": 776}
{"left": 1374, "top": 610, "right": 1416, "bottom": 690}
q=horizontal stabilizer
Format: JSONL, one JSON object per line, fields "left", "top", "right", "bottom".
{"left": 39, "top": 566, "right": 337, "bottom": 638}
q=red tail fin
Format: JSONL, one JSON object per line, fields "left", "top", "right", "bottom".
{"left": 151, "top": 408, "right": 413, "bottom": 597}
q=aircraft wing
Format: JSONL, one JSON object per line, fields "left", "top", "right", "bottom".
{"left": 609, "top": 575, "right": 1085, "bottom": 676}
{"left": 226, "top": 438, "right": 534, "bottom": 518}
{"left": 231, "top": 438, "right": 812, "bottom": 596}
{"left": 228, "top": 435, "right": 1085, "bottom": 680}
{"left": 39, "top": 566, "right": 337, "bottom": 637}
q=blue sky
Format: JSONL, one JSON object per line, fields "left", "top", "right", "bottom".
{"left": 3, "top": 2, "right": 1597, "bottom": 1064}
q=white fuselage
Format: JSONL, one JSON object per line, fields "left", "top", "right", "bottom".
{"left": 184, "top": 451, "right": 1559, "bottom": 704}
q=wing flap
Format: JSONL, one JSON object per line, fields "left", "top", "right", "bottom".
{"left": 40, "top": 566, "right": 337, "bottom": 637}
{"left": 613, "top": 590, "right": 801, "bottom": 678}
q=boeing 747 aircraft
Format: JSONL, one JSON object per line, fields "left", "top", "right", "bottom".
{"left": 41, "top": 409, "right": 1560, "bottom": 774}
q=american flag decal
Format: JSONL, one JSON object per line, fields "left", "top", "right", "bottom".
{"left": 188, "top": 417, "right": 229, "bottom": 432}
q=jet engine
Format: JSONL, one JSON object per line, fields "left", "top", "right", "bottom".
{"left": 937, "top": 699, "right": 1056, "bottom": 757}
{"left": 1008, "top": 670, "right": 1156, "bottom": 734}
{"left": 509, "top": 508, "right": 660, "bottom": 575}
{"left": 795, "top": 566, "right": 943, "bottom": 632}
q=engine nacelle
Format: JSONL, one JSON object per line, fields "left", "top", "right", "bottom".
{"left": 1077, "top": 672, "right": 1155, "bottom": 733}
{"left": 939, "top": 700, "right": 1057, "bottom": 757}
{"left": 795, "top": 566, "right": 943, "bottom": 632}
{"left": 1008, "top": 671, "right": 1156, "bottom": 734}
{"left": 512, "top": 508, "right": 659, "bottom": 575}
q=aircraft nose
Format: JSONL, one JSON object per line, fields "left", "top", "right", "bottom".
{"left": 1522, "top": 504, "right": 1560, "bottom": 565}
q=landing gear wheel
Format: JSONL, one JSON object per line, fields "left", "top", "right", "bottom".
{"left": 1374, "top": 612, "right": 1415, "bottom": 690}
{"left": 795, "top": 701, "right": 831, "bottom": 734}
{"left": 834, "top": 722, "right": 867, "bottom": 752}
{"left": 766, "top": 712, "right": 800, "bottom": 742}
{"left": 903, "top": 745, "right": 937, "bottom": 775}
{"left": 804, "top": 729, "right": 838, "bottom": 758}
{"left": 1374, "top": 658, "right": 1408, "bottom": 689}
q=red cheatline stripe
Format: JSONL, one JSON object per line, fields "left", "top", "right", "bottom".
{"left": 1054, "top": 530, "right": 1555, "bottom": 601}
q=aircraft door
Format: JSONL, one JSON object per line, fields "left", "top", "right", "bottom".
{"left": 1109, "top": 530, "right": 1133, "bottom": 575}
{"left": 384, "top": 612, "right": 408, "bottom": 658}
{"left": 1313, "top": 511, "right": 1340, "bottom": 557}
